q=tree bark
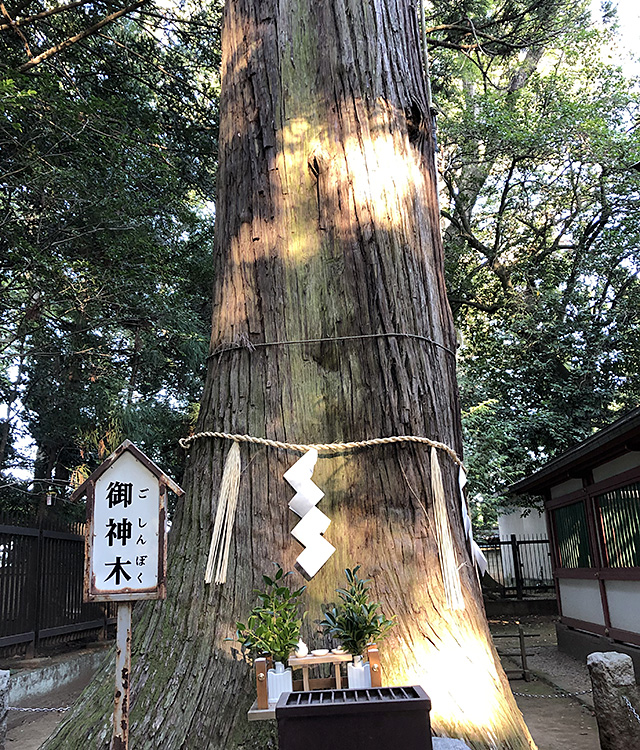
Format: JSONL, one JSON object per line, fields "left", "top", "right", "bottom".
{"left": 44, "top": 0, "right": 536, "bottom": 748}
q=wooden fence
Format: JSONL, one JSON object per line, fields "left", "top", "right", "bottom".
{"left": 0, "top": 515, "right": 115, "bottom": 654}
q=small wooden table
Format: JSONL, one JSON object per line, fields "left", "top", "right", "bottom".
{"left": 288, "top": 652, "right": 353, "bottom": 691}
{"left": 248, "top": 653, "right": 352, "bottom": 722}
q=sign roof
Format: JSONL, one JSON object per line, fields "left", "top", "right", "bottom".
{"left": 70, "top": 440, "right": 184, "bottom": 501}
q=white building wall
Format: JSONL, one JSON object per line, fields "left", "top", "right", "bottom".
{"left": 559, "top": 579, "right": 605, "bottom": 626}
{"left": 550, "top": 478, "right": 583, "bottom": 498}
{"left": 592, "top": 451, "right": 640, "bottom": 483}
{"left": 497, "top": 509, "right": 552, "bottom": 584}
{"left": 498, "top": 508, "right": 548, "bottom": 539}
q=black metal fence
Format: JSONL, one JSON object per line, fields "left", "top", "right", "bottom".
{"left": 0, "top": 515, "right": 115, "bottom": 654}
{"left": 478, "top": 534, "right": 554, "bottom": 598}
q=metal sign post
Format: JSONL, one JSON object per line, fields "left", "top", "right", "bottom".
{"left": 71, "top": 440, "right": 183, "bottom": 750}
{"left": 113, "top": 602, "right": 132, "bottom": 750}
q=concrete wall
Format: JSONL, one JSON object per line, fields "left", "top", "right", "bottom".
{"left": 485, "top": 598, "right": 558, "bottom": 618}
{"left": 9, "top": 646, "right": 109, "bottom": 705}
{"left": 498, "top": 508, "right": 548, "bottom": 538}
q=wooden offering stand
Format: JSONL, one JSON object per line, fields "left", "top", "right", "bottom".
{"left": 249, "top": 645, "right": 382, "bottom": 721}
{"left": 288, "top": 651, "right": 353, "bottom": 691}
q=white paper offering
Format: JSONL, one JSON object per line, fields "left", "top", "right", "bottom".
{"left": 284, "top": 449, "right": 335, "bottom": 577}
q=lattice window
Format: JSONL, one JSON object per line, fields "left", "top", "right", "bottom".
{"left": 553, "top": 502, "right": 592, "bottom": 568}
{"left": 597, "top": 481, "right": 640, "bottom": 568}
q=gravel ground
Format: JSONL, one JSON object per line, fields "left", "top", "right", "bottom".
{"left": 489, "top": 615, "right": 593, "bottom": 704}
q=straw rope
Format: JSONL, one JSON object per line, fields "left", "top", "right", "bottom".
{"left": 179, "top": 431, "right": 464, "bottom": 469}
{"left": 188, "top": 431, "right": 469, "bottom": 591}
{"left": 204, "top": 441, "right": 241, "bottom": 585}
{"left": 431, "top": 446, "right": 465, "bottom": 610}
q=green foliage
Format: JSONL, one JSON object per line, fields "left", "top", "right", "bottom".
{"left": 319, "top": 566, "right": 395, "bottom": 657}
{"left": 428, "top": 0, "right": 640, "bottom": 527}
{"left": 427, "top": 0, "right": 589, "bottom": 66}
{"left": 234, "top": 566, "right": 306, "bottom": 665}
{"left": 0, "top": 1, "right": 222, "bottom": 514}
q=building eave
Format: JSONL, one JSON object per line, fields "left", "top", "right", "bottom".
{"left": 509, "top": 407, "right": 640, "bottom": 496}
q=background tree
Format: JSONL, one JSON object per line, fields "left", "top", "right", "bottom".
{"left": 0, "top": 0, "right": 222, "bottom": 514}
{"left": 45, "top": 0, "right": 536, "bottom": 749}
{"left": 430, "top": 0, "right": 640, "bottom": 528}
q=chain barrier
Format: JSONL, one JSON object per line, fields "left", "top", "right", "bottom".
{"left": 512, "top": 688, "right": 592, "bottom": 699}
{"left": 623, "top": 695, "right": 640, "bottom": 725}
{"left": 8, "top": 705, "right": 69, "bottom": 713}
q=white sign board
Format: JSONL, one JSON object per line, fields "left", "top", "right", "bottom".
{"left": 76, "top": 441, "right": 180, "bottom": 602}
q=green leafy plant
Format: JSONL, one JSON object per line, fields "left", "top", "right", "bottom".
{"left": 234, "top": 565, "right": 306, "bottom": 665}
{"left": 319, "top": 566, "right": 395, "bottom": 657}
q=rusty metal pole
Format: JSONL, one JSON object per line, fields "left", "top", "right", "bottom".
{"left": 112, "top": 602, "right": 132, "bottom": 750}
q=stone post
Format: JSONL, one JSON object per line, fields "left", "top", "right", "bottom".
{"left": 587, "top": 652, "right": 640, "bottom": 750}
{"left": 0, "top": 669, "right": 9, "bottom": 750}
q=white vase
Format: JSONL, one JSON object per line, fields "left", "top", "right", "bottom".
{"left": 267, "top": 661, "right": 293, "bottom": 703}
{"left": 347, "top": 655, "right": 371, "bottom": 689}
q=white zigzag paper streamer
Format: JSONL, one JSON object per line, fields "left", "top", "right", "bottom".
{"left": 459, "top": 466, "right": 488, "bottom": 577}
{"left": 284, "top": 449, "right": 335, "bottom": 578}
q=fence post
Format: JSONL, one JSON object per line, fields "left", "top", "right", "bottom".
{"left": 517, "top": 626, "right": 530, "bottom": 681}
{"left": 0, "top": 669, "right": 9, "bottom": 750}
{"left": 24, "top": 523, "right": 43, "bottom": 659}
{"left": 587, "top": 652, "right": 640, "bottom": 750}
{"left": 510, "top": 534, "right": 524, "bottom": 600}
{"left": 32, "top": 521, "right": 45, "bottom": 657}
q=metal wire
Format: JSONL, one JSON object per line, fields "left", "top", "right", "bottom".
{"left": 209, "top": 331, "right": 456, "bottom": 359}
{"left": 9, "top": 705, "right": 69, "bottom": 712}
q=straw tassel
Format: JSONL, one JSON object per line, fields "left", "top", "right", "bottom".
{"left": 205, "top": 441, "right": 241, "bottom": 585}
{"left": 431, "top": 446, "right": 465, "bottom": 610}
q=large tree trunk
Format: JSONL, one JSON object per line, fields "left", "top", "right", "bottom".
{"left": 44, "top": 1, "right": 535, "bottom": 748}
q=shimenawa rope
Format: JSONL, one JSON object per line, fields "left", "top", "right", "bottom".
{"left": 179, "top": 431, "right": 464, "bottom": 468}
{"left": 185, "top": 430, "right": 468, "bottom": 604}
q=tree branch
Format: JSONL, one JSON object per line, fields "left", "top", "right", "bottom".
{"left": 17, "top": 0, "right": 150, "bottom": 72}
{"left": 96, "top": 32, "right": 183, "bottom": 86}
{"left": 492, "top": 157, "right": 517, "bottom": 256}
{"left": 136, "top": 9, "right": 216, "bottom": 29}
{"left": 0, "top": 0, "right": 32, "bottom": 56}
{"left": 447, "top": 297, "right": 502, "bottom": 314}
{"left": 0, "top": 0, "right": 93, "bottom": 32}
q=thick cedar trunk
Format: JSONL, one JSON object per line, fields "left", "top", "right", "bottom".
{"left": 45, "top": 1, "right": 536, "bottom": 748}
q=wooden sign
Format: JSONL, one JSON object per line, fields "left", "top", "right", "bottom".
{"left": 71, "top": 440, "right": 183, "bottom": 602}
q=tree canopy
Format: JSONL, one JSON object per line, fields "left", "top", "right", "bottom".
{"left": 1, "top": 0, "right": 639, "bottom": 533}
{"left": 431, "top": 0, "right": 640, "bottom": 528}
{"left": 0, "top": 0, "right": 222, "bottom": 516}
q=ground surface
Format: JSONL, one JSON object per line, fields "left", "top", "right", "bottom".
{"left": 490, "top": 615, "right": 599, "bottom": 750}
{"left": 514, "top": 683, "right": 598, "bottom": 750}
{"left": 6, "top": 614, "right": 601, "bottom": 749}
{"left": 6, "top": 671, "right": 94, "bottom": 748}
